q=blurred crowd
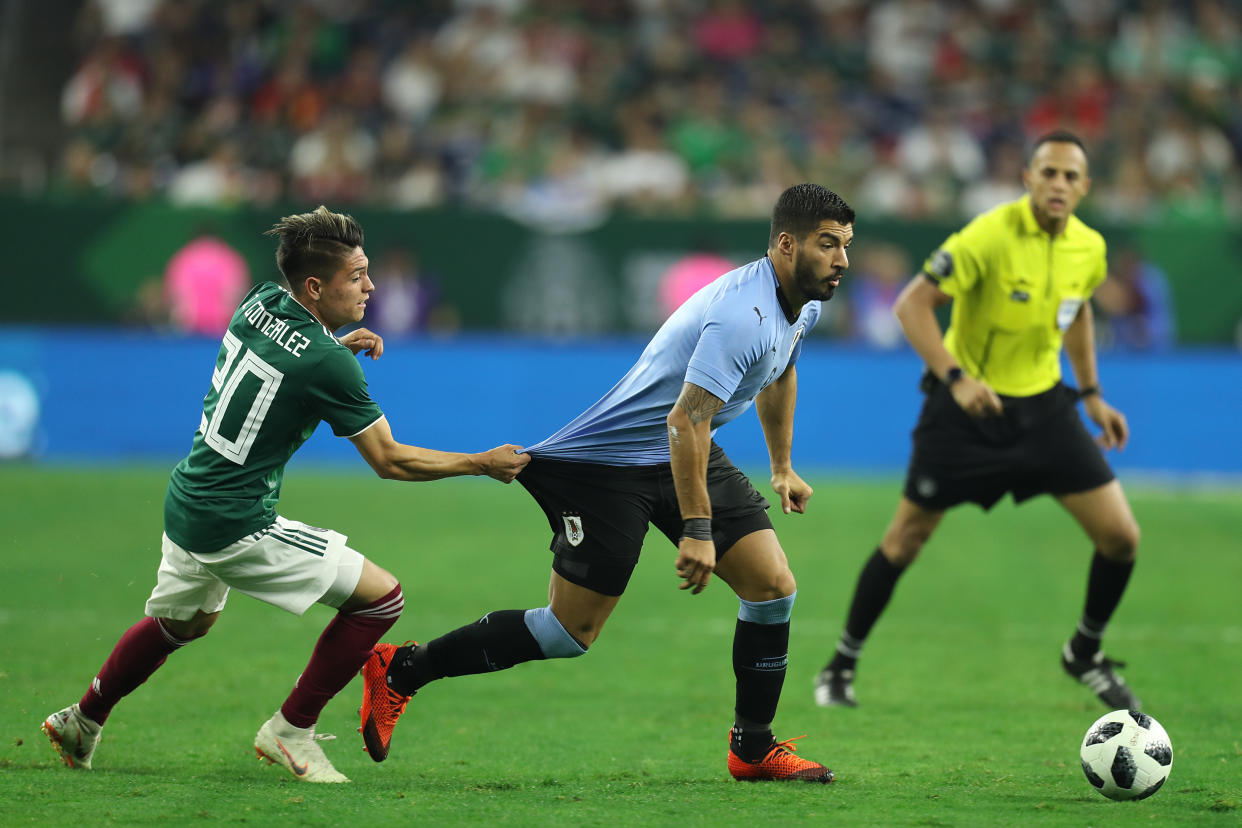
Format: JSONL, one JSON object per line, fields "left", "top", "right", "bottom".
{"left": 51, "top": 0, "right": 1242, "bottom": 226}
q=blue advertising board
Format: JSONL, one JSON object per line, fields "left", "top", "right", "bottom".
{"left": 2, "top": 330, "right": 1239, "bottom": 480}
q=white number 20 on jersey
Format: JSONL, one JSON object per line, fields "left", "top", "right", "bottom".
{"left": 199, "top": 331, "right": 284, "bottom": 465}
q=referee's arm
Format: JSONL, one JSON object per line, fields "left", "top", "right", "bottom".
{"left": 894, "top": 275, "right": 1002, "bottom": 417}
{"left": 1064, "top": 301, "right": 1129, "bottom": 450}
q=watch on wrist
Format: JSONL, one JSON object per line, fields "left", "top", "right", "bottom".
{"left": 944, "top": 367, "right": 964, "bottom": 386}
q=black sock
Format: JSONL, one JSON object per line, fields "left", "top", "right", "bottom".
{"left": 1070, "top": 551, "right": 1135, "bottom": 659}
{"left": 827, "top": 547, "right": 906, "bottom": 672}
{"left": 730, "top": 723, "right": 775, "bottom": 762}
{"left": 732, "top": 618, "right": 788, "bottom": 759}
{"left": 387, "top": 610, "right": 545, "bottom": 695}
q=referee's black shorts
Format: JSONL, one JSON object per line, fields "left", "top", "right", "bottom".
{"left": 903, "top": 376, "right": 1115, "bottom": 512}
{"left": 517, "top": 443, "right": 772, "bottom": 597}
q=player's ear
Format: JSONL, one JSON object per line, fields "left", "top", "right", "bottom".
{"left": 304, "top": 275, "right": 322, "bottom": 300}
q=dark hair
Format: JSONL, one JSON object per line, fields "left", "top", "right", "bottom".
{"left": 263, "top": 205, "right": 365, "bottom": 291}
{"left": 769, "top": 183, "right": 855, "bottom": 247}
{"left": 1030, "top": 130, "right": 1088, "bottom": 161}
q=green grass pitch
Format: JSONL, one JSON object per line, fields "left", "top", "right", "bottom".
{"left": 1, "top": 466, "right": 1239, "bottom": 826}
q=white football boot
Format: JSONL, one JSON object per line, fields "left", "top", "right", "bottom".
{"left": 813, "top": 668, "right": 858, "bottom": 708}
{"left": 42, "top": 704, "right": 102, "bottom": 770}
{"left": 254, "top": 711, "right": 350, "bottom": 783}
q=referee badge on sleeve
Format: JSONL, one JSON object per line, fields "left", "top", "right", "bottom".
{"left": 1056, "top": 297, "right": 1084, "bottom": 331}
{"left": 928, "top": 249, "right": 954, "bottom": 281}
{"left": 562, "top": 513, "right": 585, "bottom": 547}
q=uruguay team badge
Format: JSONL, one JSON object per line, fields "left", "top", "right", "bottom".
{"left": 787, "top": 327, "right": 804, "bottom": 362}
{"left": 563, "top": 514, "right": 585, "bottom": 547}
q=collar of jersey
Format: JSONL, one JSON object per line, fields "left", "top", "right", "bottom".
{"left": 1017, "top": 194, "right": 1083, "bottom": 242}
{"left": 278, "top": 283, "right": 337, "bottom": 341}
{"left": 763, "top": 256, "right": 797, "bottom": 324}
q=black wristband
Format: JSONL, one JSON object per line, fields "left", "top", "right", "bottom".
{"left": 1078, "top": 385, "right": 1101, "bottom": 398}
{"left": 944, "top": 366, "right": 964, "bottom": 386}
{"left": 681, "top": 517, "right": 712, "bottom": 541}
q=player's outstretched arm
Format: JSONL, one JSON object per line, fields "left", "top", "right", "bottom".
{"left": 339, "top": 327, "right": 384, "bottom": 360}
{"left": 755, "top": 367, "right": 812, "bottom": 514}
{"left": 350, "top": 416, "right": 530, "bottom": 482}
{"left": 667, "top": 382, "right": 723, "bottom": 595}
{"left": 1064, "top": 301, "right": 1129, "bottom": 450}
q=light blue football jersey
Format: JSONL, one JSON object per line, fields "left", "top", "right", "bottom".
{"left": 527, "top": 256, "right": 820, "bottom": 465}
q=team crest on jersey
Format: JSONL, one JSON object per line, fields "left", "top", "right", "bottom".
{"left": 786, "top": 327, "right": 804, "bottom": 362}
{"left": 562, "top": 514, "right": 585, "bottom": 547}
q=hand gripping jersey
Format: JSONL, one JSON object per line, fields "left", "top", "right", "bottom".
{"left": 923, "top": 195, "right": 1107, "bottom": 397}
{"left": 164, "top": 281, "right": 383, "bottom": 552}
{"left": 527, "top": 256, "right": 820, "bottom": 466}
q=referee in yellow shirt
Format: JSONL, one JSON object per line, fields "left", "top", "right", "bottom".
{"left": 816, "top": 131, "right": 1142, "bottom": 711}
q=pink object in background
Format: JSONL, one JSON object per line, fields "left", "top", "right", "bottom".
{"left": 164, "top": 236, "right": 250, "bottom": 335}
{"left": 658, "top": 253, "right": 736, "bottom": 318}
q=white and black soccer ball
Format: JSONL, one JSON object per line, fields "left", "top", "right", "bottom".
{"left": 1080, "top": 709, "right": 1173, "bottom": 801}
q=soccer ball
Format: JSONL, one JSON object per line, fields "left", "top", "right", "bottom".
{"left": 1079, "top": 709, "right": 1173, "bottom": 801}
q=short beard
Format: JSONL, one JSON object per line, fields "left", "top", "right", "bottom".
{"left": 795, "top": 256, "right": 837, "bottom": 302}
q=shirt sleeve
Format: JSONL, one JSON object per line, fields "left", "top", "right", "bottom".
{"left": 305, "top": 346, "right": 384, "bottom": 437}
{"left": 922, "top": 222, "right": 987, "bottom": 298}
{"left": 684, "top": 297, "right": 767, "bottom": 402}
{"left": 1084, "top": 237, "right": 1108, "bottom": 295}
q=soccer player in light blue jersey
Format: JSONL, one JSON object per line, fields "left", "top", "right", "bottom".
{"left": 363, "top": 184, "right": 855, "bottom": 782}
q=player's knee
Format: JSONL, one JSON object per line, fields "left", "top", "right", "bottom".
{"left": 340, "top": 563, "right": 403, "bottom": 616}
{"left": 524, "top": 605, "right": 590, "bottom": 658}
{"left": 880, "top": 530, "right": 926, "bottom": 566}
{"left": 353, "top": 581, "right": 405, "bottom": 624}
{"left": 1098, "top": 520, "right": 1140, "bottom": 562}
{"left": 158, "top": 612, "right": 217, "bottom": 642}
{"left": 747, "top": 570, "right": 796, "bottom": 603}
{"left": 369, "top": 563, "right": 400, "bottom": 595}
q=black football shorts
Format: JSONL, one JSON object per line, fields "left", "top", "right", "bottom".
{"left": 517, "top": 443, "right": 772, "bottom": 596}
{"left": 903, "top": 377, "right": 1115, "bottom": 511}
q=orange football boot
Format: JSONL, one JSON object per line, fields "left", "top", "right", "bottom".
{"left": 359, "top": 642, "right": 414, "bottom": 762}
{"left": 727, "top": 733, "right": 834, "bottom": 783}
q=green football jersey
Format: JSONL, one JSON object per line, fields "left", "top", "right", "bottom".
{"left": 164, "top": 281, "right": 383, "bottom": 552}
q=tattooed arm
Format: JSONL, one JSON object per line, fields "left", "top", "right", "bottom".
{"left": 667, "top": 382, "right": 725, "bottom": 593}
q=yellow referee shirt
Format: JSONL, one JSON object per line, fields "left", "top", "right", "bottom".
{"left": 922, "top": 195, "right": 1107, "bottom": 397}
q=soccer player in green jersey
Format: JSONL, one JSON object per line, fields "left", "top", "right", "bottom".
{"left": 815, "top": 131, "right": 1144, "bottom": 711}
{"left": 42, "top": 206, "right": 529, "bottom": 782}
